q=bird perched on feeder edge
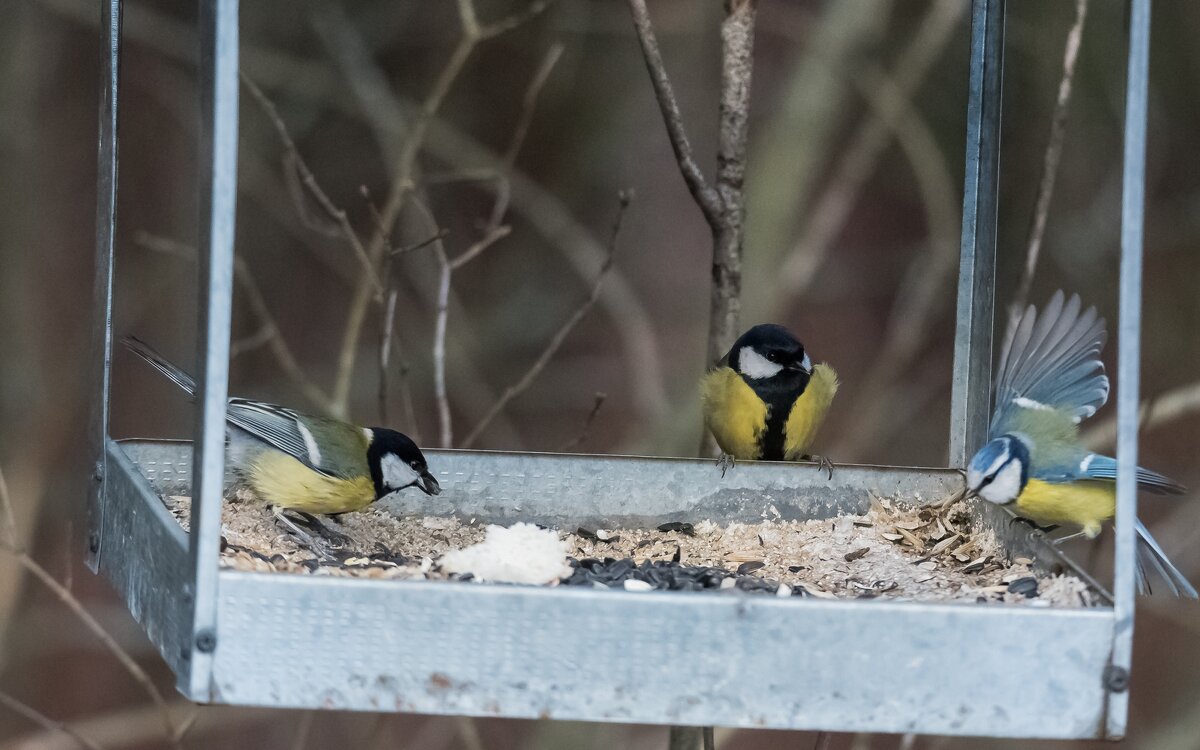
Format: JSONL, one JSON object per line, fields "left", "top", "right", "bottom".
{"left": 965, "top": 291, "right": 1196, "bottom": 597}
{"left": 122, "top": 336, "right": 440, "bottom": 556}
{"left": 701, "top": 324, "right": 839, "bottom": 477}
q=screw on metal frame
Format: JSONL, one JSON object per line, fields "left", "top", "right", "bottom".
{"left": 1106, "top": 0, "right": 1152, "bottom": 739}
{"left": 185, "top": 0, "right": 240, "bottom": 702}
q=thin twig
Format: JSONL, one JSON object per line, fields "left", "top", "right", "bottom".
{"left": 331, "top": 0, "right": 552, "bottom": 418}
{"left": 813, "top": 731, "right": 832, "bottom": 750}
{"left": 0, "top": 690, "right": 105, "bottom": 750}
{"left": 1006, "top": 0, "right": 1089, "bottom": 339}
{"left": 450, "top": 225, "right": 512, "bottom": 271}
{"left": 627, "top": 0, "right": 758, "bottom": 461}
{"left": 461, "top": 191, "right": 632, "bottom": 449}
{"left": 433, "top": 248, "right": 454, "bottom": 448}
{"left": 773, "top": 0, "right": 964, "bottom": 306}
{"left": 0, "top": 466, "right": 182, "bottom": 750}
{"left": 1082, "top": 380, "right": 1200, "bottom": 450}
{"left": 379, "top": 288, "right": 399, "bottom": 425}
{"left": 828, "top": 63, "right": 960, "bottom": 459}
{"left": 241, "top": 73, "right": 383, "bottom": 299}
{"left": 2, "top": 701, "right": 274, "bottom": 750}
{"left": 557, "top": 392, "right": 608, "bottom": 452}
{"left": 625, "top": 0, "right": 721, "bottom": 222}
{"left": 455, "top": 717, "right": 485, "bottom": 750}
{"left": 135, "top": 232, "right": 336, "bottom": 414}
{"left": 488, "top": 43, "right": 564, "bottom": 228}
{"left": 899, "top": 733, "right": 917, "bottom": 750}
{"left": 290, "top": 711, "right": 314, "bottom": 750}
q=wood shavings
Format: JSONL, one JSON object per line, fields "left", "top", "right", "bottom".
{"left": 160, "top": 491, "right": 1096, "bottom": 607}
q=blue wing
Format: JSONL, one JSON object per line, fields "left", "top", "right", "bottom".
{"left": 1078, "top": 454, "right": 1186, "bottom": 495}
{"left": 992, "top": 291, "right": 1109, "bottom": 437}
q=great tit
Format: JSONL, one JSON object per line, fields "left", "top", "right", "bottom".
{"left": 123, "top": 337, "right": 440, "bottom": 551}
{"left": 965, "top": 291, "right": 1196, "bottom": 597}
{"left": 700, "top": 324, "right": 839, "bottom": 475}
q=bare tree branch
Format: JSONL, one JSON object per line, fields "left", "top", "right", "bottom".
{"left": 1005, "top": 0, "right": 1089, "bottom": 337}
{"left": 428, "top": 218, "right": 512, "bottom": 448}
{"left": 828, "top": 64, "right": 960, "bottom": 459}
{"left": 2, "top": 702, "right": 273, "bottom": 750}
{"left": 625, "top": 0, "right": 722, "bottom": 222}
{"left": 134, "top": 232, "right": 336, "bottom": 414}
{"left": 0, "top": 690, "right": 104, "bottom": 750}
{"left": 706, "top": 0, "right": 757, "bottom": 370}
{"left": 331, "top": 0, "right": 552, "bottom": 418}
{"left": 488, "top": 43, "right": 565, "bottom": 228}
{"left": 1082, "top": 380, "right": 1200, "bottom": 450}
{"left": 557, "top": 392, "right": 608, "bottom": 452}
{"left": 241, "top": 73, "right": 384, "bottom": 299}
{"left": 462, "top": 191, "right": 632, "bottom": 449}
{"left": 0, "top": 466, "right": 182, "bottom": 750}
{"left": 627, "top": 0, "right": 758, "bottom": 459}
{"left": 773, "top": 0, "right": 964, "bottom": 306}
{"left": 290, "top": 711, "right": 314, "bottom": 750}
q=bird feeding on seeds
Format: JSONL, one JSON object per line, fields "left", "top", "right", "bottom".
{"left": 964, "top": 292, "right": 1197, "bottom": 598}
{"left": 122, "top": 336, "right": 440, "bottom": 557}
{"left": 700, "top": 324, "right": 839, "bottom": 477}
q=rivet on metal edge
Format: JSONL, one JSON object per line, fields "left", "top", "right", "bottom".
{"left": 88, "top": 533, "right": 100, "bottom": 554}
{"left": 93, "top": 461, "right": 104, "bottom": 482}
{"left": 1103, "top": 665, "right": 1130, "bottom": 692}
{"left": 195, "top": 630, "right": 217, "bottom": 654}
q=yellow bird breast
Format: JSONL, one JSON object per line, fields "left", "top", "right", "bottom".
{"left": 701, "top": 367, "right": 768, "bottom": 460}
{"left": 248, "top": 451, "right": 377, "bottom": 515}
{"left": 783, "top": 363, "right": 838, "bottom": 460}
{"left": 1014, "top": 479, "right": 1114, "bottom": 538}
{"left": 700, "top": 363, "right": 838, "bottom": 461}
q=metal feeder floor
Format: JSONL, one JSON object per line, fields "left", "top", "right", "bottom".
{"left": 101, "top": 438, "right": 1116, "bottom": 739}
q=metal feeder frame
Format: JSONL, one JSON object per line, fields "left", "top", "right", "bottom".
{"left": 87, "top": 0, "right": 1155, "bottom": 740}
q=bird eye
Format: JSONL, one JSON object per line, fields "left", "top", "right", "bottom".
{"left": 410, "top": 460, "right": 421, "bottom": 470}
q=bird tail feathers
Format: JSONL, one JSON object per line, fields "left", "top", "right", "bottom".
{"left": 1135, "top": 519, "right": 1198, "bottom": 598}
{"left": 121, "top": 336, "right": 198, "bottom": 398}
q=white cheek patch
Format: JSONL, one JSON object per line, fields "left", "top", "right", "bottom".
{"left": 380, "top": 453, "right": 420, "bottom": 491}
{"left": 296, "top": 421, "right": 322, "bottom": 466}
{"left": 800, "top": 352, "right": 812, "bottom": 373}
{"left": 737, "top": 347, "right": 783, "bottom": 379}
{"left": 979, "top": 460, "right": 1023, "bottom": 505}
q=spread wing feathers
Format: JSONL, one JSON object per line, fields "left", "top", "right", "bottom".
{"left": 1136, "top": 519, "right": 1199, "bottom": 598}
{"left": 993, "top": 291, "right": 1110, "bottom": 435}
{"left": 1080, "top": 454, "right": 1187, "bottom": 495}
{"left": 121, "top": 336, "right": 198, "bottom": 397}
{"left": 225, "top": 400, "right": 330, "bottom": 474}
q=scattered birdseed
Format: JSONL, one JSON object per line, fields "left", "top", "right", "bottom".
{"left": 159, "top": 491, "right": 1097, "bottom": 607}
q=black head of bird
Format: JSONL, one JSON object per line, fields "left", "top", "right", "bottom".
{"left": 726, "top": 324, "right": 813, "bottom": 386}
{"left": 366, "top": 428, "right": 441, "bottom": 498}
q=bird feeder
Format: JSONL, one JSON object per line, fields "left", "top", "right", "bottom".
{"left": 87, "top": 0, "right": 1153, "bottom": 740}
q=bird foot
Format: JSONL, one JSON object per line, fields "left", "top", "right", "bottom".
{"left": 715, "top": 453, "right": 736, "bottom": 478}
{"left": 271, "top": 507, "right": 354, "bottom": 561}
{"left": 801, "top": 454, "right": 835, "bottom": 480}
{"left": 1050, "top": 530, "right": 1088, "bottom": 546}
{"left": 1007, "top": 515, "right": 1059, "bottom": 535}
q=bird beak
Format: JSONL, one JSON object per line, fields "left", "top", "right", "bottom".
{"left": 963, "top": 488, "right": 978, "bottom": 501}
{"left": 419, "top": 471, "right": 441, "bottom": 496}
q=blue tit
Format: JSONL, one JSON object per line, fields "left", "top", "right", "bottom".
{"left": 122, "top": 337, "right": 439, "bottom": 542}
{"left": 965, "top": 292, "right": 1196, "bottom": 597}
{"left": 700, "top": 324, "right": 839, "bottom": 473}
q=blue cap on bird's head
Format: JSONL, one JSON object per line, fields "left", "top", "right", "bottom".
{"left": 966, "top": 435, "right": 1031, "bottom": 505}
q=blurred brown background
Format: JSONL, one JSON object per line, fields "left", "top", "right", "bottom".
{"left": 2, "top": 0, "right": 1199, "bottom": 747}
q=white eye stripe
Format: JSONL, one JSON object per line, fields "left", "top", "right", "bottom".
{"left": 737, "top": 347, "right": 783, "bottom": 379}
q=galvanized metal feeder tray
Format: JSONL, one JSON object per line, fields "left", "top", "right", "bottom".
{"left": 87, "top": 0, "right": 1156, "bottom": 741}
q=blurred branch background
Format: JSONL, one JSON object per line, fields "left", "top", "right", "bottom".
{"left": 2, "top": 0, "right": 1199, "bottom": 748}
